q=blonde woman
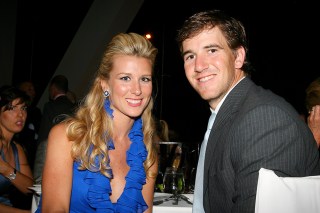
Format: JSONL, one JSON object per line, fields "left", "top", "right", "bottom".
{"left": 36, "top": 32, "right": 158, "bottom": 213}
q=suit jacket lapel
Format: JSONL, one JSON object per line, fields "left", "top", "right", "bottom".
{"left": 204, "top": 78, "right": 253, "bottom": 178}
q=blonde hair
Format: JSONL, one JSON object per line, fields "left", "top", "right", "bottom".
{"left": 305, "top": 77, "right": 320, "bottom": 112}
{"left": 66, "top": 32, "right": 158, "bottom": 178}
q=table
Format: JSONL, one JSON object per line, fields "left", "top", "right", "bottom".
{"left": 153, "top": 193, "right": 193, "bottom": 213}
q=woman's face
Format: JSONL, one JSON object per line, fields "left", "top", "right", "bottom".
{"left": 0, "top": 98, "right": 27, "bottom": 138}
{"left": 101, "top": 54, "right": 153, "bottom": 119}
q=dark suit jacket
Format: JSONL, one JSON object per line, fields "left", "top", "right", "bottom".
{"left": 203, "top": 77, "right": 320, "bottom": 213}
{"left": 37, "top": 95, "right": 75, "bottom": 144}
{"left": 34, "top": 95, "right": 75, "bottom": 182}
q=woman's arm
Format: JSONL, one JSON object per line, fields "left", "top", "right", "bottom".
{"left": 0, "top": 203, "right": 30, "bottom": 213}
{"left": 41, "top": 123, "right": 73, "bottom": 213}
{"left": 11, "top": 143, "right": 33, "bottom": 194}
{"left": 0, "top": 143, "right": 33, "bottom": 195}
{"left": 142, "top": 158, "right": 158, "bottom": 213}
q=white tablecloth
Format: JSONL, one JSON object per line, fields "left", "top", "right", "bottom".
{"left": 29, "top": 185, "right": 41, "bottom": 213}
{"left": 153, "top": 193, "right": 193, "bottom": 213}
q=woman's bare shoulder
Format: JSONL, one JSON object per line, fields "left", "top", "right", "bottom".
{"left": 48, "top": 122, "right": 71, "bottom": 147}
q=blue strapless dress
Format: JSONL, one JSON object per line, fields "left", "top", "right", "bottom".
{"left": 36, "top": 117, "right": 148, "bottom": 213}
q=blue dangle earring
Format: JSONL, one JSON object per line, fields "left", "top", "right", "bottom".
{"left": 104, "top": 90, "right": 110, "bottom": 98}
{"left": 104, "top": 90, "right": 113, "bottom": 117}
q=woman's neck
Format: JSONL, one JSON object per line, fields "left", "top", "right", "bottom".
{"left": 1, "top": 136, "right": 12, "bottom": 147}
{"left": 0, "top": 127, "right": 14, "bottom": 147}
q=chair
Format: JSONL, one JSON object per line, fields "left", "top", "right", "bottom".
{"left": 255, "top": 168, "right": 320, "bottom": 213}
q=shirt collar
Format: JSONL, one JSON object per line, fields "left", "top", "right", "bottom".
{"left": 211, "top": 76, "right": 246, "bottom": 114}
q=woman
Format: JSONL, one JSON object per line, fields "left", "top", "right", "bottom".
{"left": 36, "top": 32, "right": 158, "bottom": 212}
{"left": 0, "top": 85, "right": 33, "bottom": 213}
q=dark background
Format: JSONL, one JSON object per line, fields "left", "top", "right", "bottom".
{"left": 12, "top": 0, "right": 319, "bottom": 145}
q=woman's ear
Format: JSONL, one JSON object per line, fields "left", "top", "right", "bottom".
{"left": 100, "top": 79, "right": 109, "bottom": 92}
{"left": 235, "top": 46, "right": 245, "bottom": 69}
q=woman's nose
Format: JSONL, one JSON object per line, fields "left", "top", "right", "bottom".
{"left": 17, "top": 108, "right": 27, "bottom": 118}
{"left": 131, "top": 82, "right": 142, "bottom": 95}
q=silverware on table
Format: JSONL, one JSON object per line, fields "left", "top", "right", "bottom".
{"left": 153, "top": 195, "right": 172, "bottom": 205}
{"left": 180, "top": 194, "right": 193, "bottom": 204}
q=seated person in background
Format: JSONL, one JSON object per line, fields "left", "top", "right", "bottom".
{"left": 37, "top": 74, "right": 76, "bottom": 145}
{"left": 153, "top": 119, "right": 170, "bottom": 184}
{"left": 17, "top": 80, "right": 42, "bottom": 172}
{"left": 66, "top": 90, "right": 77, "bottom": 104}
{"left": 0, "top": 86, "right": 33, "bottom": 213}
{"left": 305, "top": 77, "right": 320, "bottom": 147}
{"left": 153, "top": 119, "right": 170, "bottom": 143}
{"left": 35, "top": 32, "right": 158, "bottom": 213}
{"left": 33, "top": 75, "right": 76, "bottom": 184}
{"left": 153, "top": 119, "right": 179, "bottom": 167}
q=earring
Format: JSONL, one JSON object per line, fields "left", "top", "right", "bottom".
{"left": 103, "top": 90, "right": 109, "bottom": 98}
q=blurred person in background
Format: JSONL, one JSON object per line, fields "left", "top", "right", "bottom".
{"left": 17, "top": 80, "right": 42, "bottom": 172}
{"left": 33, "top": 75, "right": 76, "bottom": 184}
{"left": 0, "top": 85, "right": 33, "bottom": 212}
{"left": 305, "top": 77, "right": 320, "bottom": 147}
{"left": 37, "top": 75, "right": 76, "bottom": 145}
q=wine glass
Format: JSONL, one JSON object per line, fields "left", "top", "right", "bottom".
{"left": 163, "top": 167, "right": 185, "bottom": 196}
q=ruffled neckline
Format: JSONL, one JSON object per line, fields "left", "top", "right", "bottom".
{"left": 84, "top": 99, "right": 148, "bottom": 212}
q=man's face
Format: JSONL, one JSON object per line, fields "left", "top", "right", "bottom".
{"left": 181, "top": 27, "right": 245, "bottom": 109}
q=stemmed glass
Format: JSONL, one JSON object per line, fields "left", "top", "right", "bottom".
{"left": 163, "top": 167, "right": 185, "bottom": 204}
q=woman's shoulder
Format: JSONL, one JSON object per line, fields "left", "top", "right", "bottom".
{"left": 48, "top": 122, "right": 71, "bottom": 147}
{"left": 49, "top": 122, "right": 68, "bottom": 136}
{"left": 12, "top": 141, "right": 25, "bottom": 155}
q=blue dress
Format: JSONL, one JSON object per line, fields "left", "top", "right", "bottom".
{"left": 0, "top": 143, "right": 20, "bottom": 206}
{"left": 36, "top": 113, "right": 149, "bottom": 212}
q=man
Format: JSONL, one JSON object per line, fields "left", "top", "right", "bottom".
{"left": 176, "top": 10, "right": 320, "bottom": 212}
{"left": 34, "top": 75, "right": 75, "bottom": 183}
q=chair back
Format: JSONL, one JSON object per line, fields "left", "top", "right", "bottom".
{"left": 255, "top": 168, "right": 320, "bottom": 213}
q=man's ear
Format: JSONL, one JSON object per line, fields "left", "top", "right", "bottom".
{"left": 235, "top": 46, "right": 245, "bottom": 69}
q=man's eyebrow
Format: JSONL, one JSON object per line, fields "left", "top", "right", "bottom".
{"left": 204, "top": 44, "right": 222, "bottom": 49}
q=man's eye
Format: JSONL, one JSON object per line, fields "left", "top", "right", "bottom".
{"left": 184, "top": 55, "right": 195, "bottom": 61}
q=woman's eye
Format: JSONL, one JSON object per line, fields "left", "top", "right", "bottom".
{"left": 141, "top": 77, "right": 152, "bottom": 82}
{"left": 22, "top": 106, "right": 28, "bottom": 111}
{"left": 120, "top": 76, "right": 130, "bottom": 81}
{"left": 8, "top": 105, "right": 15, "bottom": 111}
